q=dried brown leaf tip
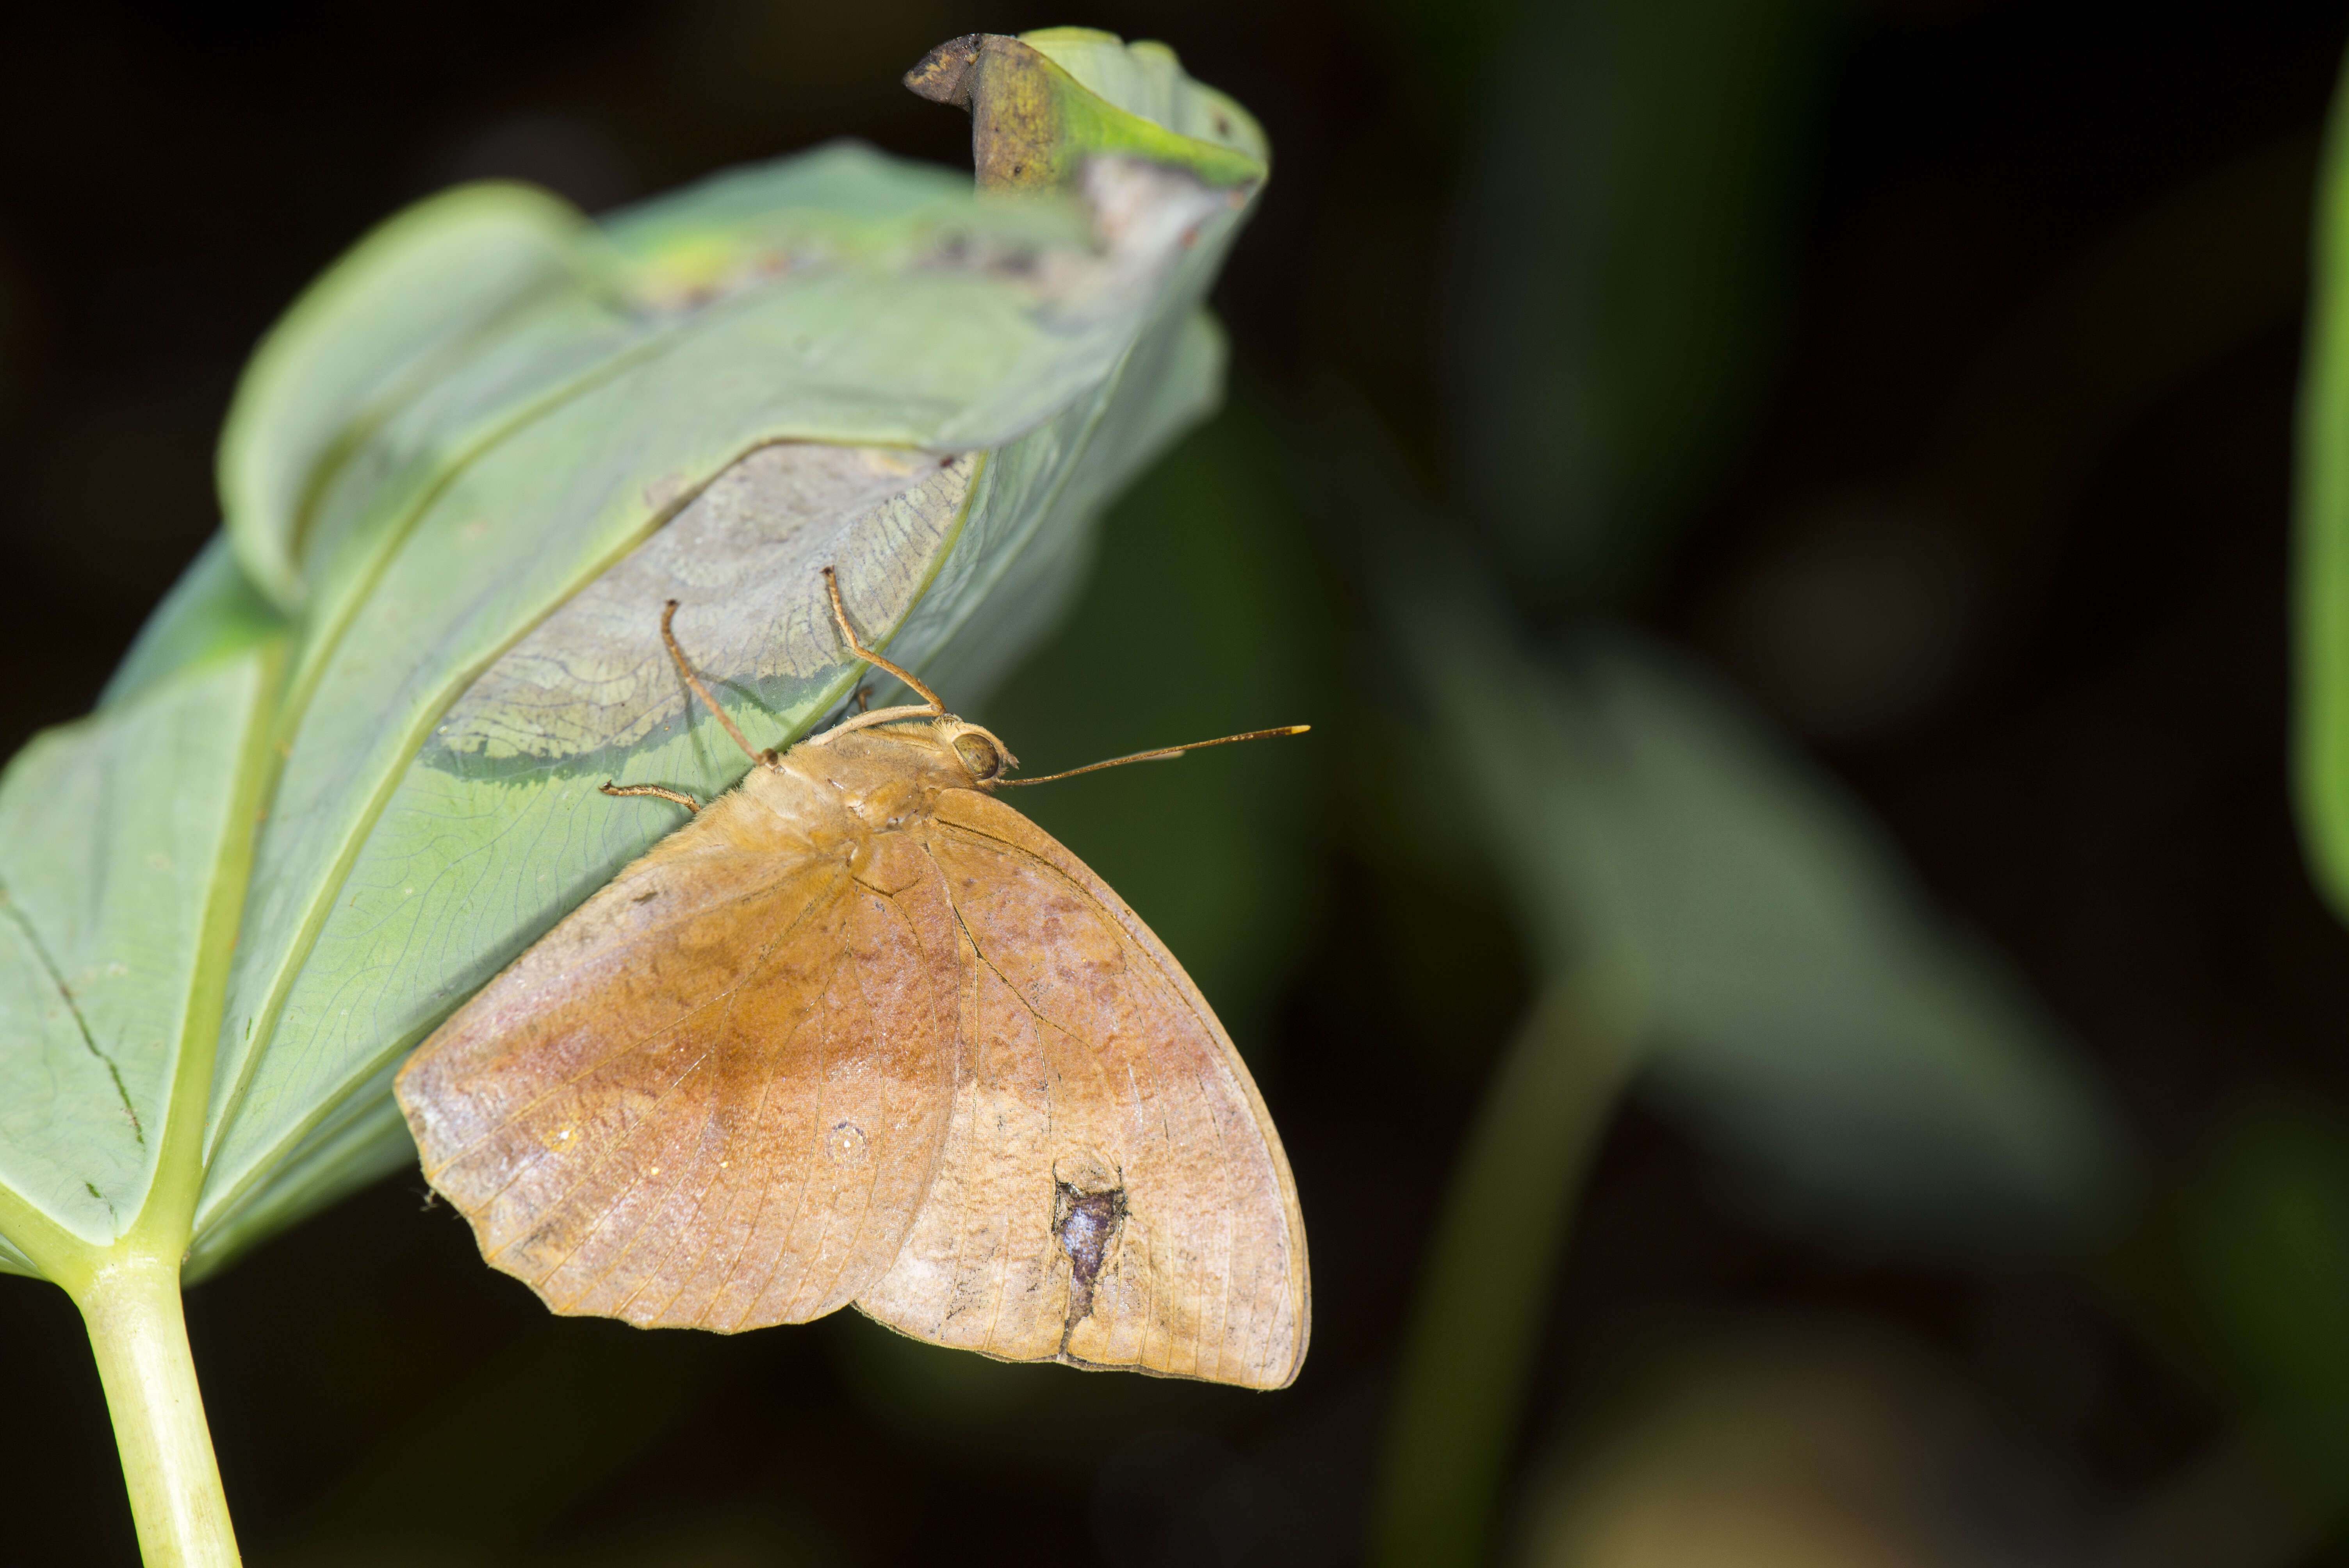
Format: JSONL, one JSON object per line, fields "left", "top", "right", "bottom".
{"left": 904, "top": 34, "right": 984, "bottom": 108}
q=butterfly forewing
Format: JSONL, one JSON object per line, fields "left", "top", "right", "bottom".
{"left": 396, "top": 792, "right": 960, "bottom": 1330}
{"left": 852, "top": 788, "right": 1310, "bottom": 1390}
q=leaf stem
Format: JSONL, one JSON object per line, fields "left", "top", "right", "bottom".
{"left": 71, "top": 1250, "right": 241, "bottom": 1567}
{"left": 1371, "top": 977, "right": 1643, "bottom": 1568}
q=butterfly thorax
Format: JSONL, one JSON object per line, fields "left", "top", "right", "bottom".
{"left": 726, "top": 717, "right": 1005, "bottom": 854}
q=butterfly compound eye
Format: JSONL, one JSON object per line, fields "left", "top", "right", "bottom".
{"left": 952, "top": 732, "right": 1004, "bottom": 781}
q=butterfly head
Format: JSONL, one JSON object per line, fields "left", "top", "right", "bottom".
{"left": 932, "top": 716, "right": 1019, "bottom": 786}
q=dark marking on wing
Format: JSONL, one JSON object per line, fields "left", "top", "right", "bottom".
{"left": 1053, "top": 1176, "right": 1128, "bottom": 1349}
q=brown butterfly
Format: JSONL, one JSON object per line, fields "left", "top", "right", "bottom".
{"left": 394, "top": 570, "right": 1311, "bottom": 1389}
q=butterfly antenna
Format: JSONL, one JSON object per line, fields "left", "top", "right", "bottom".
{"left": 995, "top": 725, "right": 1310, "bottom": 788}
{"left": 823, "top": 567, "right": 946, "bottom": 713}
{"left": 659, "top": 599, "right": 761, "bottom": 762}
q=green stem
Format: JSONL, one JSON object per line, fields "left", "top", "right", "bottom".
{"left": 1372, "top": 978, "right": 1642, "bottom": 1568}
{"left": 71, "top": 1251, "right": 240, "bottom": 1567}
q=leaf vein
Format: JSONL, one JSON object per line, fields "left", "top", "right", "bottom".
{"left": 0, "top": 882, "right": 144, "bottom": 1149}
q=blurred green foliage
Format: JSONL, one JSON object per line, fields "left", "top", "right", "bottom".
{"left": 1366, "top": 524, "right": 2129, "bottom": 1564}
{"left": 2182, "top": 1105, "right": 2349, "bottom": 1499}
{"left": 1344, "top": 0, "right": 2139, "bottom": 1559}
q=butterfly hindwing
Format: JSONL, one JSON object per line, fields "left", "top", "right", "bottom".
{"left": 852, "top": 788, "right": 1311, "bottom": 1390}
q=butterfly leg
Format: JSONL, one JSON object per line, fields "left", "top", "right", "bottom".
{"left": 820, "top": 565, "right": 947, "bottom": 715}
{"left": 599, "top": 781, "right": 701, "bottom": 813}
{"left": 655, "top": 599, "right": 763, "bottom": 762}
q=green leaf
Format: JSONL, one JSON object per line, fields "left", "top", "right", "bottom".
{"left": 1024, "top": 27, "right": 1267, "bottom": 163}
{"left": 1387, "top": 557, "right": 2129, "bottom": 1247}
{"left": 99, "top": 534, "right": 286, "bottom": 711}
{"left": 0, "top": 645, "right": 278, "bottom": 1277}
{"left": 2296, "top": 41, "right": 2349, "bottom": 923}
{"left": 0, "top": 40, "right": 1266, "bottom": 1287}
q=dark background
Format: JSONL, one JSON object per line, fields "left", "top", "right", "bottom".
{"left": 4, "top": 2, "right": 2349, "bottom": 1564}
